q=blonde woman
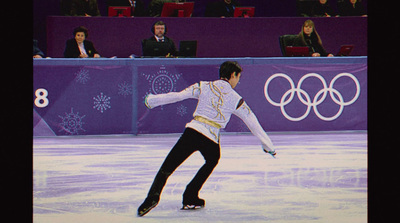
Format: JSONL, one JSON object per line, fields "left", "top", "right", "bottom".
{"left": 293, "top": 20, "right": 334, "bottom": 57}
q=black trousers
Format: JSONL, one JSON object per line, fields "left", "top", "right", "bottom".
{"left": 146, "top": 128, "right": 220, "bottom": 200}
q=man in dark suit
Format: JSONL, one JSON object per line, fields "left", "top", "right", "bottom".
{"left": 63, "top": 26, "right": 100, "bottom": 58}
{"left": 142, "top": 21, "right": 177, "bottom": 57}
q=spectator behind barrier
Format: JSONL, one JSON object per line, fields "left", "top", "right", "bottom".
{"left": 64, "top": 26, "right": 101, "bottom": 58}
{"left": 293, "top": 19, "right": 334, "bottom": 57}
{"left": 149, "top": 0, "right": 186, "bottom": 17}
{"left": 205, "top": 0, "right": 240, "bottom": 17}
{"left": 107, "top": 0, "right": 147, "bottom": 16}
{"left": 61, "top": 0, "right": 101, "bottom": 16}
{"left": 33, "top": 39, "right": 45, "bottom": 58}
{"left": 338, "top": 0, "right": 367, "bottom": 16}
{"left": 311, "top": 0, "right": 337, "bottom": 17}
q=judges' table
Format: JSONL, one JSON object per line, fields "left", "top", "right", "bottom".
{"left": 33, "top": 57, "right": 367, "bottom": 136}
{"left": 46, "top": 16, "right": 367, "bottom": 58}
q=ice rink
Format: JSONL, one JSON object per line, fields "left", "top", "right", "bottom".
{"left": 33, "top": 131, "right": 367, "bottom": 223}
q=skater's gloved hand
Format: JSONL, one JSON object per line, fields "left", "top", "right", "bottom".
{"left": 144, "top": 94, "right": 153, "bottom": 109}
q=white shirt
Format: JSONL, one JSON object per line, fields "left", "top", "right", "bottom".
{"left": 77, "top": 42, "right": 87, "bottom": 55}
{"left": 154, "top": 35, "right": 165, "bottom": 42}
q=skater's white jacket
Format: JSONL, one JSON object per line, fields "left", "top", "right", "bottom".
{"left": 145, "top": 79, "right": 275, "bottom": 153}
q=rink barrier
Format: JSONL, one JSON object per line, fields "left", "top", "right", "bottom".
{"left": 33, "top": 57, "right": 367, "bottom": 136}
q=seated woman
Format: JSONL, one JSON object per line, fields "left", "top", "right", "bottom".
{"left": 293, "top": 19, "right": 334, "bottom": 57}
{"left": 64, "top": 26, "right": 100, "bottom": 58}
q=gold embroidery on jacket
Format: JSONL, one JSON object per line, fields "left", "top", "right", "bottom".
{"left": 192, "top": 83, "right": 201, "bottom": 96}
{"left": 207, "top": 82, "right": 227, "bottom": 120}
{"left": 194, "top": 116, "right": 221, "bottom": 129}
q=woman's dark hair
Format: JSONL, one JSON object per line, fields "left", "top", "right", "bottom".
{"left": 219, "top": 61, "right": 243, "bottom": 80}
{"left": 73, "top": 26, "right": 89, "bottom": 38}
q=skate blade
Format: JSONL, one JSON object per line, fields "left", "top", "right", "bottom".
{"left": 137, "top": 202, "right": 158, "bottom": 217}
{"left": 181, "top": 204, "right": 204, "bottom": 210}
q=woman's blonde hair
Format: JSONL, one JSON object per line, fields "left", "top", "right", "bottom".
{"left": 299, "top": 20, "right": 323, "bottom": 46}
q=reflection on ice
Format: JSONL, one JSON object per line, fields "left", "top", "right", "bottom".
{"left": 265, "top": 168, "right": 367, "bottom": 188}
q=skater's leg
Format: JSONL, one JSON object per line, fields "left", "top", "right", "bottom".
{"left": 138, "top": 128, "right": 198, "bottom": 216}
{"left": 183, "top": 134, "right": 220, "bottom": 206}
{"left": 137, "top": 167, "right": 172, "bottom": 217}
{"left": 158, "top": 129, "right": 198, "bottom": 174}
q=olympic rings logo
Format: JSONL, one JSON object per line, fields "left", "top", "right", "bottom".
{"left": 264, "top": 73, "right": 360, "bottom": 121}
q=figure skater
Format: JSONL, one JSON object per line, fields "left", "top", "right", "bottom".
{"left": 137, "top": 61, "right": 276, "bottom": 217}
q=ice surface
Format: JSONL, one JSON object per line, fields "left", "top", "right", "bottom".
{"left": 33, "top": 131, "right": 367, "bottom": 223}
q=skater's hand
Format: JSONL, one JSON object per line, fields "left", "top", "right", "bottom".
{"left": 263, "top": 148, "right": 276, "bottom": 158}
{"left": 144, "top": 94, "right": 153, "bottom": 109}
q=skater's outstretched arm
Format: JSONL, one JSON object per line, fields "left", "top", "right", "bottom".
{"left": 233, "top": 100, "right": 276, "bottom": 157}
{"left": 145, "top": 83, "right": 200, "bottom": 109}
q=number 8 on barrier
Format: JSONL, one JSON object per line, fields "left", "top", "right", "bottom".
{"left": 34, "top": 88, "right": 49, "bottom": 108}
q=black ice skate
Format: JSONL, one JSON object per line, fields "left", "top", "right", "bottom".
{"left": 138, "top": 168, "right": 171, "bottom": 217}
{"left": 137, "top": 196, "right": 159, "bottom": 217}
{"left": 181, "top": 196, "right": 205, "bottom": 210}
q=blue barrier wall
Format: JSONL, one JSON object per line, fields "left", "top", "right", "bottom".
{"left": 33, "top": 57, "right": 367, "bottom": 136}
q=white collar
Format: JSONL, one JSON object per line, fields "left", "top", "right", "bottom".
{"left": 154, "top": 35, "right": 165, "bottom": 42}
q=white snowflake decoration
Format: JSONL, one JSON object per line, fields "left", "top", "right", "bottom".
{"left": 75, "top": 68, "right": 90, "bottom": 84}
{"left": 93, "top": 92, "right": 111, "bottom": 113}
{"left": 58, "top": 107, "right": 86, "bottom": 135}
{"left": 142, "top": 66, "right": 182, "bottom": 95}
{"left": 118, "top": 81, "right": 133, "bottom": 97}
{"left": 177, "top": 104, "right": 187, "bottom": 117}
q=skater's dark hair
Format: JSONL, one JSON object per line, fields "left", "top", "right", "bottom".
{"left": 219, "top": 61, "right": 243, "bottom": 80}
